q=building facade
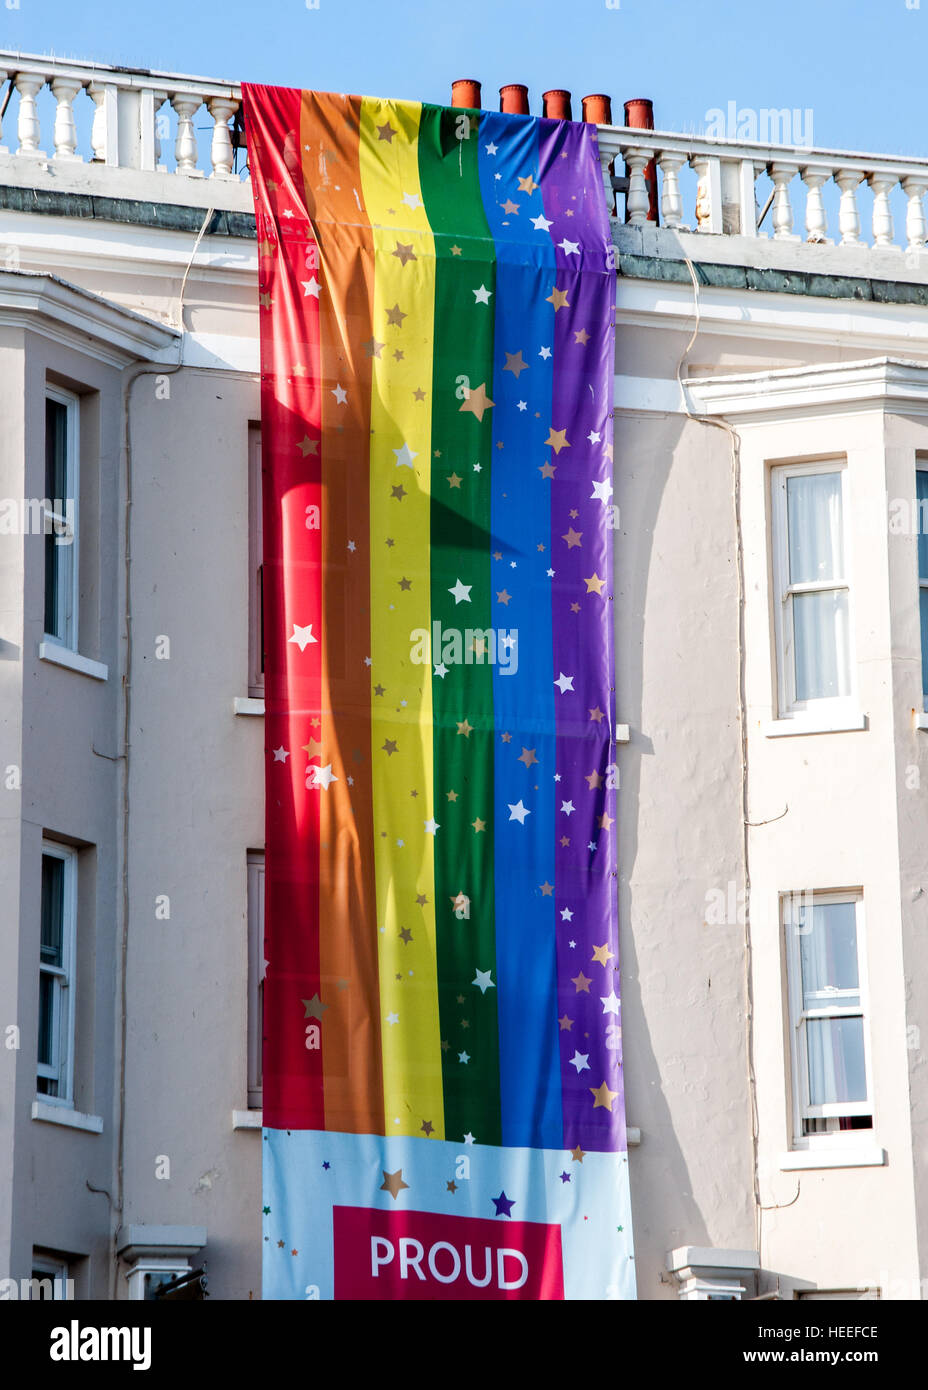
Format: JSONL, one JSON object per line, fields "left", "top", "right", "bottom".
{"left": 1, "top": 49, "right": 927, "bottom": 1300}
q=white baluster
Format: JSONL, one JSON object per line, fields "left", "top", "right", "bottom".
{"left": 208, "top": 97, "right": 238, "bottom": 179}
{"left": 15, "top": 74, "right": 46, "bottom": 158}
{"left": 769, "top": 162, "right": 799, "bottom": 240}
{"left": 624, "top": 148, "right": 650, "bottom": 225}
{"left": 599, "top": 146, "right": 616, "bottom": 218}
{"left": 869, "top": 173, "right": 896, "bottom": 247}
{"left": 152, "top": 90, "right": 168, "bottom": 170}
{"left": 51, "top": 78, "right": 82, "bottom": 162}
{"left": 658, "top": 151, "right": 685, "bottom": 229}
{"left": 800, "top": 165, "right": 830, "bottom": 243}
{"left": 902, "top": 176, "right": 928, "bottom": 251}
{"left": 691, "top": 155, "right": 722, "bottom": 233}
{"left": 835, "top": 169, "right": 863, "bottom": 245}
{"left": 171, "top": 95, "right": 203, "bottom": 176}
{"left": 88, "top": 81, "right": 117, "bottom": 164}
{"left": 0, "top": 70, "right": 8, "bottom": 153}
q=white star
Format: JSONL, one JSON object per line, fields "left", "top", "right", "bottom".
{"left": 473, "top": 284, "right": 492, "bottom": 305}
{"left": 591, "top": 477, "right": 614, "bottom": 504}
{"left": 553, "top": 773, "right": 561, "bottom": 782}
{"left": 401, "top": 191, "right": 422, "bottom": 209}
{"left": 547, "top": 568, "right": 555, "bottom": 578}
{"left": 332, "top": 384, "right": 348, "bottom": 405}
{"left": 589, "top": 840, "right": 598, "bottom": 851}
{"left": 561, "top": 800, "right": 575, "bottom": 815}
{"left": 364, "top": 656, "right": 372, "bottom": 666}
{"left": 434, "top": 662, "right": 449, "bottom": 678}
{"left": 554, "top": 672, "right": 575, "bottom": 694}
{"left": 386, "top": 1012, "right": 399, "bottom": 1026}
{"left": 393, "top": 442, "right": 418, "bottom": 468}
{"left": 463, "top": 1132, "right": 475, "bottom": 1145}
{"left": 539, "top": 346, "right": 552, "bottom": 360}
{"left": 587, "top": 430, "right": 602, "bottom": 444}
{"left": 473, "top": 968, "right": 496, "bottom": 994}
{"left": 561, "top": 908, "right": 573, "bottom": 921}
{"left": 569, "top": 1051, "right": 590, "bottom": 1074}
{"left": 396, "top": 839, "right": 405, "bottom": 848}
{"left": 459, "top": 1050, "right": 471, "bottom": 1063}
{"left": 569, "top": 939, "right": 577, "bottom": 948}
{"left": 424, "top": 818, "right": 440, "bottom": 835}
{"left": 310, "top": 763, "right": 338, "bottom": 790}
{"left": 558, "top": 238, "right": 580, "bottom": 255}
{"left": 494, "top": 172, "right": 501, "bottom": 180}
{"left": 508, "top": 800, "right": 530, "bottom": 824}
{"left": 485, "top": 142, "right": 498, "bottom": 155}
{"left": 473, "top": 463, "right": 482, "bottom": 472}
{"left": 517, "top": 400, "right": 527, "bottom": 411}
{"left": 273, "top": 746, "right": 289, "bottom": 762}
{"left": 531, "top": 213, "right": 553, "bottom": 231}
{"left": 302, "top": 276, "right": 321, "bottom": 298}
{"left": 448, "top": 578, "right": 472, "bottom": 604}
{"left": 288, "top": 623, "right": 317, "bottom": 652}
{"left": 347, "top": 540, "right": 356, "bottom": 552}
{"left": 281, "top": 208, "right": 295, "bottom": 219}
{"left": 601, "top": 990, "right": 621, "bottom": 1016}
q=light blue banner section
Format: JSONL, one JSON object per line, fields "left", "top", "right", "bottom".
{"left": 263, "top": 1127, "right": 635, "bottom": 1300}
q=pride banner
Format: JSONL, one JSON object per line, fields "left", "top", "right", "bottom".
{"left": 243, "top": 83, "right": 634, "bottom": 1300}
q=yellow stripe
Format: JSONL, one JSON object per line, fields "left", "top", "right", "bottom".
{"left": 358, "top": 97, "right": 444, "bottom": 1139}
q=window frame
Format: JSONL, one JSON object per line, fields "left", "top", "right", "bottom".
{"left": 246, "top": 850, "right": 265, "bottom": 1108}
{"left": 770, "top": 459, "right": 855, "bottom": 719}
{"left": 783, "top": 889, "right": 874, "bottom": 1149}
{"left": 37, "top": 842, "right": 78, "bottom": 1107}
{"left": 43, "top": 385, "right": 81, "bottom": 652}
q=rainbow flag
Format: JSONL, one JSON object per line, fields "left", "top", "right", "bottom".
{"left": 244, "top": 83, "right": 634, "bottom": 1301}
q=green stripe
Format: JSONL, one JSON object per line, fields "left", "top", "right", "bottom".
{"left": 418, "top": 105, "right": 501, "bottom": 1146}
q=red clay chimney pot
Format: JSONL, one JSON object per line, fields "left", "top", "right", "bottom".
{"left": 581, "top": 94, "right": 613, "bottom": 125}
{"left": 499, "top": 84, "right": 530, "bottom": 115}
{"left": 542, "top": 89, "right": 572, "bottom": 121}
{"left": 451, "top": 79, "right": 482, "bottom": 109}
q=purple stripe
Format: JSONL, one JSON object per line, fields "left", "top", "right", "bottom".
{"left": 538, "top": 118, "right": 624, "bottom": 1152}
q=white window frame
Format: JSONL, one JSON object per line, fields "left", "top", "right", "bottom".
{"left": 37, "top": 842, "right": 78, "bottom": 1107}
{"left": 247, "top": 850, "right": 265, "bottom": 1108}
{"left": 43, "top": 385, "right": 80, "bottom": 652}
{"left": 783, "top": 890, "right": 874, "bottom": 1150}
{"left": 28, "top": 1254, "right": 71, "bottom": 1300}
{"left": 771, "top": 460, "right": 855, "bottom": 720}
{"left": 916, "top": 460, "right": 928, "bottom": 712}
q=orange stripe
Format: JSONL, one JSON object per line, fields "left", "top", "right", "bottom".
{"left": 302, "top": 91, "right": 384, "bottom": 1134}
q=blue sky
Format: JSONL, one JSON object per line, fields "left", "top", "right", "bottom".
{"left": 3, "top": 0, "right": 925, "bottom": 157}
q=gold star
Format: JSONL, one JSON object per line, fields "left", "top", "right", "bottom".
{"left": 518, "top": 747, "right": 538, "bottom": 768}
{"left": 446, "top": 789, "right": 458, "bottom": 802}
{"left": 589, "top": 706, "right": 604, "bottom": 722}
{"left": 496, "top": 589, "right": 511, "bottom": 605}
{"left": 380, "top": 1169, "right": 409, "bottom": 1200}
{"left": 590, "top": 1081, "right": 618, "bottom": 1111}
{"left": 302, "top": 993, "right": 327, "bottom": 1019}
{"left": 598, "top": 811, "right": 614, "bottom": 831}
{"left": 545, "top": 427, "right": 570, "bottom": 454}
{"left": 586, "top": 770, "right": 603, "bottom": 790}
{"left": 457, "top": 719, "right": 473, "bottom": 738}
{"left": 447, "top": 1180, "right": 458, "bottom": 1193}
{"left": 259, "top": 292, "right": 273, "bottom": 309}
{"left": 392, "top": 241, "right": 417, "bottom": 266}
{"left": 517, "top": 174, "right": 539, "bottom": 195}
{"left": 558, "top": 1014, "right": 573, "bottom": 1031}
{"left": 472, "top": 817, "right": 486, "bottom": 833}
{"left": 501, "top": 199, "right": 519, "bottom": 215}
{"left": 450, "top": 245, "right": 462, "bottom": 256}
{"left": 363, "top": 337, "right": 385, "bottom": 358}
{"left": 413, "top": 387, "right": 426, "bottom": 401}
{"left": 560, "top": 835, "right": 570, "bottom": 847}
{"left": 546, "top": 286, "right": 570, "bottom": 312}
{"left": 572, "top": 971, "right": 592, "bottom": 993}
{"left": 570, "top": 602, "right": 581, "bottom": 613}
{"left": 297, "top": 436, "right": 318, "bottom": 457}
{"left": 292, "top": 363, "right": 308, "bottom": 378}
{"left": 539, "top": 881, "right": 554, "bottom": 897}
{"left": 385, "top": 303, "right": 407, "bottom": 327}
{"left": 301, "top": 738, "right": 323, "bottom": 756}
{"left": 377, "top": 122, "right": 396, "bottom": 142}
{"left": 257, "top": 237, "right": 275, "bottom": 258}
{"left": 574, "top": 328, "right": 591, "bottom": 345}
{"left": 538, "top": 461, "right": 557, "bottom": 479}
{"left": 584, "top": 573, "right": 606, "bottom": 594}
{"left": 562, "top": 527, "right": 582, "bottom": 548}
{"left": 501, "top": 731, "right": 512, "bottom": 743}
{"left": 459, "top": 382, "right": 495, "bottom": 422}
{"left": 571, "top": 1145, "right": 585, "bottom": 1163}
{"left": 592, "top": 943, "right": 616, "bottom": 966}
{"left": 447, "top": 472, "right": 462, "bottom": 489}
{"left": 503, "top": 351, "right": 528, "bottom": 378}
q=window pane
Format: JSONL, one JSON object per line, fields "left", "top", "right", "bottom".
{"left": 44, "top": 530, "right": 60, "bottom": 637}
{"left": 921, "top": 589, "right": 928, "bottom": 706}
{"left": 917, "top": 470, "right": 928, "bottom": 580}
{"left": 799, "top": 900, "right": 860, "bottom": 1008}
{"left": 787, "top": 472, "right": 844, "bottom": 585}
{"left": 41, "top": 856, "right": 64, "bottom": 966}
{"left": 806, "top": 1016, "right": 867, "bottom": 1106}
{"left": 45, "top": 399, "right": 67, "bottom": 502}
{"left": 792, "top": 590, "right": 850, "bottom": 700}
{"left": 38, "top": 972, "right": 55, "bottom": 1068}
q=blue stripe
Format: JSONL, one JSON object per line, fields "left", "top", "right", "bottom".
{"left": 479, "top": 113, "right": 562, "bottom": 1149}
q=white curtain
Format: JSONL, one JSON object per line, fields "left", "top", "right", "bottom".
{"left": 800, "top": 901, "right": 865, "bottom": 1107}
{"left": 787, "top": 472, "right": 849, "bottom": 701}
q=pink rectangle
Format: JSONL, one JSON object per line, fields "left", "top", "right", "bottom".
{"left": 333, "top": 1205, "right": 565, "bottom": 1300}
